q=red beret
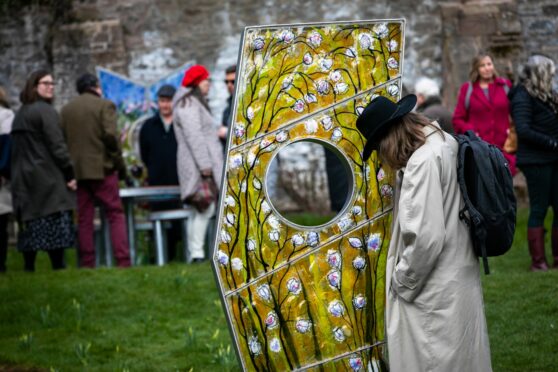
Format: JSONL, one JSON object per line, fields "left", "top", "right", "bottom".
{"left": 181, "top": 65, "right": 210, "bottom": 87}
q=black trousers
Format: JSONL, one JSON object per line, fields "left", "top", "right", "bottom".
{"left": 22, "top": 249, "right": 66, "bottom": 272}
{"left": 522, "top": 161, "right": 558, "bottom": 228}
{"left": 0, "top": 214, "right": 8, "bottom": 272}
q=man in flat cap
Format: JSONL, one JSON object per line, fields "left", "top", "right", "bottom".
{"left": 140, "top": 84, "right": 181, "bottom": 261}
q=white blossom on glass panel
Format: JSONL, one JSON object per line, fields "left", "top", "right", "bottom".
{"left": 269, "top": 230, "right": 280, "bottom": 242}
{"left": 221, "top": 229, "right": 232, "bottom": 243}
{"left": 387, "top": 84, "right": 400, "bottom": 96}
{"left": 231, "top": 257, "right": 243, "bottom": 271}
{"left": 293, "top": 99, "right": 305, "bottom": 113}
{"left": 247, "top": 106, "right": 255, "bottom": 120}
{"left": 320, "top": 58, "right": 333, "bottom": 71}
{"left": 303, "top": 52, "right": 313, "bottom": 65}
{"left": 225, "top": 213, "right": 235, "bottom": 227}
{"left": 349, "top": 356, "right": 364, "bottom": 371}
{"left": 261, "top": 200, "right": 271, "bottom": 214}
{"left": 337, "top": 216, "right": 352, "bottom": 231}
{"left": 275, "top": 130, "right": 289, "bottom": 143}
{"left": 279, "top": 29, "right": 295, "bottom": 43}
{"left": 234, "top": 124, "right": 245, "bottom": 138}
{"left": 328, "top": 300, "right": 345, "bottom": 317}
{"left": 321, "top": 116, "right": 333, "bottom": 130}
{"left": 344, "top": 47, "right": 357, "bottom": 58}
{"left": 307, "top": 231, "right": 319, "bottom": 247}
{"left": 269, "top": 337, "right": 281, "bottom": 353}
{"left": 305, "top": 119, "right": 318, "bottom": 134}
{"left": 388, "top": 39, "right": 398, "bottom": 52}
{"left": 295, "top": 319, "right": 312, "bottom": 333}
{"left": 327, "top": 269, "right": 341, "bottom": 289}
{"left": 333, "top": 327, "right": 346, "bottom": 342}
{"left": 257, "top": 283, "right": 272, "bottom": 301}
{"left": 334, "top": 82, "right": 349, "bottom": 94}
{"left": 265, "top": 311, "right": 279, "bottom": 329}
{"left": 352, "top": 256, "right": 366, "bottom": 271}
{"left": 247, "top": 239, "right": 256, "bottom": 252}
{"left": 286, "top": 277, "right": 302, "bottom": 295}
{"left": 217, "top": 250, "right": 229, "bottom": 266}
{"left": 374, "top": 23, "right": 389, "bottom": 39}
{"left": 352, "top": 206, "right": 362, "bottom": 215}
{"left": 348, "top": 237, "right": 363, "bottom": 249}
{"left": 252, "top": 178, "right": 262, "bottom": 190}
{"left": 291, "top": 234, "right": 305, "bottom": 246}
{"left": 252, "top": 37, "right": 265, "bottom": 51}
{"left": 307, "top": 30, "right": 322, "bottom": 47}
{"left": 229, "top": 154, "right": 243, "bottom": 169}
{"left": 327, "top": 249, "right": 342, "bottom": 269}
{"left": 248, "top": 336, "right": 262, "bottom": 355}
{"left": 316, "top": 80, "right": 330, "bottom": 95}
{"left": 380, "top": 184, "right": 393, "bottom": 197}
{"left": 305, "top": 93, "right": 317, "bottom": 104}
{"left": 331, "top": 128, "right": 342, "bottom": 142}
{"left": 359, "top": 33, "right": 372, "bottom": 49}
{"left": 377, "top": 167, "right": 385, "bottom": 182}
{"left": 367, "top": 233, "right": 382, "bottom": 252}
{"left": 353, "top": 294, "right": 366, "bottom": 310}
{"left": 329, "top": 70, "right": 342, "bottom": 82}
{"left": 387, "top": 57, "right": 399, "bottom": 69}
{"left": 224, "top": 195, "right": 236, "bottom": 207}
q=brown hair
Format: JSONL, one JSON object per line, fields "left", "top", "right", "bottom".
{"left": 0, "top": 87, "right": 9, "bottom": 108}
{"left": 20, "top": 69, "right": 52, "bottom": 105}
{"left": 378, "top": 112, "right": 442, "bottom": 169}
{"left": 469, "top": 53, "right": 499, "bottom": 82}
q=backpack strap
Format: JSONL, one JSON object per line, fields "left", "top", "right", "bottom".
{"left": 464, "top": 82, "right": 473, "bottom": 111}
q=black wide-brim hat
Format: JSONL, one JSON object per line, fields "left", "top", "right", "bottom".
{"left": 356, "top": 94, "right": 417, "bottom": 161}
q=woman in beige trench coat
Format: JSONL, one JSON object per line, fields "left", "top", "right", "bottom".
{"left": 356, "top": 95, "right": 492, "bottom": 372}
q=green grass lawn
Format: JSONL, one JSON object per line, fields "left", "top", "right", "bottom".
{"left": 0, "top": 208, "right": 557, "bottom": 371}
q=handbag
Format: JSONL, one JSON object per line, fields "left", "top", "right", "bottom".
{"left": 503, "top": 118, "right": 518, "bottom": 154}
{"left": 185, "top": 177, "right": 218, "bottom": 212}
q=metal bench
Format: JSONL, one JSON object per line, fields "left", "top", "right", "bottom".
{"left": 148, "top": 208, "right": 193, "bottom": 266}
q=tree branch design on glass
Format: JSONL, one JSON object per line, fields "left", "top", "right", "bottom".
{"left": 212, "top": 20, "right": 405, "bottom": 371}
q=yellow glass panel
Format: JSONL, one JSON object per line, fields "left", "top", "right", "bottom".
{"left": 213, "top": 19, "right": 405, "bottom": 371}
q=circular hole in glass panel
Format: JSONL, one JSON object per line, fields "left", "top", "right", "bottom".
{"left": 265, "top": 139, "right": 353, "bottom": 227}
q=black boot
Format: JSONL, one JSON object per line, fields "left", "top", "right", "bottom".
{"left": 23, "top": 251, "right": 37, "bottom": 272}
{"left": 48, "top": 249, "right": 66, "bottom": 270}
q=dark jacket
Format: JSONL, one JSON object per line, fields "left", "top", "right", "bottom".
{"left": 220, "top": 95, "right": 233, "bottom": 148}
{"left": 10, "top": 100, "right": 75, "bottom": 221}
{"left": 139, "top": 114, "right": 179, "bottom": 186}
{"left": 416, "top": 97, "right": 454, "bottom": 134}
{"left": 60, "top": 92, "right": 125, "bottom": 180}
{"left": 509, "top": 84, "right": 558, "bottom": 166}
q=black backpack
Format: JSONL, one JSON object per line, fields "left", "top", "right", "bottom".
{"left": 455, "top": 131, "right": 516, "bottom": 274}
{"left": 0, "top": 134, "right": 11, "bottom": 179}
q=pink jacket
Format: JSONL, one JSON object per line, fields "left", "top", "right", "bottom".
{"left": 453, "top": 78, "right": 516, "bottom": 175}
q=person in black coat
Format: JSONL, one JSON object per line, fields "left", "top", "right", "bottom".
{"left": 11, "top": 70, "right": 77, "bottom": 271}
{"left": 218, "top": 65, "right": 236, "bottom": 149}
{"left": 139, "top": 84, "right": 181, "bottom": 261}
{"left": 509, "top": 54, "right": 558, "bottom": 271}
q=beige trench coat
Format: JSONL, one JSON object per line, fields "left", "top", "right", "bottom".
{"left": 172, "top": 87, "right": 223, "bottom": 200}
{"left": 385, "top": 123, "right": 492, "bottom": 372}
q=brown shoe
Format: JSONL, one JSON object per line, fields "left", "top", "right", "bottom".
{"left": 528, "top": 227, "right": 548, "bottom": 271}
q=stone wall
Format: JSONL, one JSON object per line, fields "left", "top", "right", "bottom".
{"left": 0, "top": 0, "right": 554, "bottom": 212}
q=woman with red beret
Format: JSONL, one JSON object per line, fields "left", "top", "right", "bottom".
{"left": 173, "top": 65, "right": 223, "bottom": 263}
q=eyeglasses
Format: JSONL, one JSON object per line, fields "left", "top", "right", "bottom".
{"left": 224, "top": 79, "right": 235, "bottom": 85}
{"left": 38, "top": 81, "right": 55, "bottom": 86}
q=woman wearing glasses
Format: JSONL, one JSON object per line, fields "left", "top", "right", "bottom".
{"left": 10, "top": 70, "right": 77, "bottom": 272}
